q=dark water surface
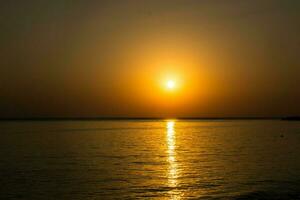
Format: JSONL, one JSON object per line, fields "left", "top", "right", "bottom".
{"left": 1, "top": 120, "right": 300, "bottom": 199}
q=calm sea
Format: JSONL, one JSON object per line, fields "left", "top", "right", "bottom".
{"left": 1, "top": 120, "right": 300, "bottom": 199}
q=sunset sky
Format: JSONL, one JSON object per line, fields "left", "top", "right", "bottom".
{"left": 1, "top": 0, "right": 299, "bottom": 118}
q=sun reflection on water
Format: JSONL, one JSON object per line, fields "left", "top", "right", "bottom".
{"left": 166, "top": 120, "right": 181, "bottom": 199}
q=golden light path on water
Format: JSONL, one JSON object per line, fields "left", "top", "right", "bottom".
{"left": 166, "top": 120, "right": 181, "bottom": 199}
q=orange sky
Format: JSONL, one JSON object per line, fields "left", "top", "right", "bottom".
{"left": 0, "top": 0, "right": 300, "bottom": 118}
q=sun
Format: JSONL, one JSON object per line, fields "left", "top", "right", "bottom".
{"left": 166, "top": 80, "right": 176, "bottom": 90}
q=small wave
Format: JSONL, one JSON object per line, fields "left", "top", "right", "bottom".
{"left": 231, "top": 190, "right": 300, "bottom": 200}
{"left": 50, "top": 127, "right": 163, "bottom": 133}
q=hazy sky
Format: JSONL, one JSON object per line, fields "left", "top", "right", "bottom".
{"left": 1, "top": 0, "right": 299, "bottom": 118}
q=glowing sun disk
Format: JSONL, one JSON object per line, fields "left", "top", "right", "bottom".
{"left": 166, "top": 80, "right": 176, "bottom": 89}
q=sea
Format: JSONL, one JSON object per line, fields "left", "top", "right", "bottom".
{"left": 0, "top": 120, "right": 300, "bottom": 199}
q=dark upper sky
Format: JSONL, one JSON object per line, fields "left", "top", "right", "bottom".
{"left": 1, "top": 0, "right": 299, "bottom": 118}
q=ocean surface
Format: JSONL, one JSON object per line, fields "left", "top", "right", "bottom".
{"left": 1, "top": 120, "right": 300, "bottom": 199}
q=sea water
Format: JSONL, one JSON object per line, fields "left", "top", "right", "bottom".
{"left": 1, "top": 120, "right": 300, "bottom": 199}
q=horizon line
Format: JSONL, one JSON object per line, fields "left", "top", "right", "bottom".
{"left": 0, "top": 116, "right": 298, "bottom": 121}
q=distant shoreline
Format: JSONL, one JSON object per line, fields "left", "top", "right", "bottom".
{"left": 0, "top": 117, "right": 292, "bottom": 121}
{"left": 281, "top": 116, "right": 300, "bottom": 121}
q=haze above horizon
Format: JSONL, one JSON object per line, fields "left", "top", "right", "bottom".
{"left": 1, "top": 0, "right": 299, "bottom": 118}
